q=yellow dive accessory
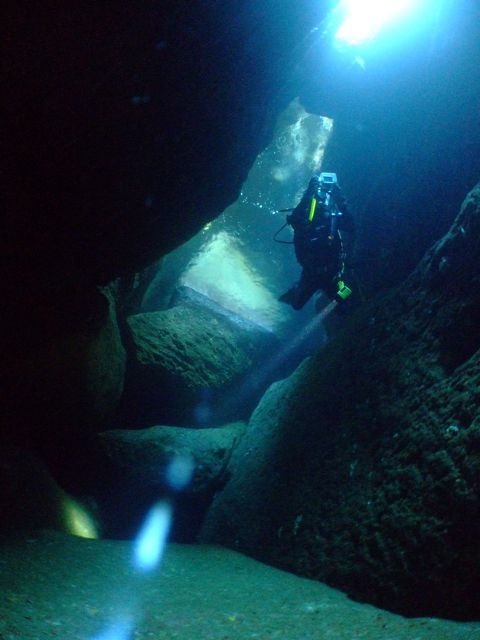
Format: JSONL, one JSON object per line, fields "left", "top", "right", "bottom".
{"left": 308, "top": 197, "right": 317, "bottom": 221}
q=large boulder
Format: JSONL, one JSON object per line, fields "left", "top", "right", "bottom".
{"left": 90, "top": 421, "right": 246, "bottom": 539}
{"left": 200, "top": 183, "right": 480, "bottom": 620}
{"left": 122, "top": 287, "right": 280, "bottom": 426}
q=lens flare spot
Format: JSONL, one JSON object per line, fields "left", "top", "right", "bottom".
{"left": 133, "top": 501, "right": 172, "bottom": 572}
{"left": 90, "top": 618, "right": 134, "bottom": 640}
{"left": 165, "top": 455, "right": 194, "bottom": 492}
{"left": 61, "top": 497, "right": 98, "bottom": 539}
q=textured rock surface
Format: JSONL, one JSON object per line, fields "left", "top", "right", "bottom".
{"left": 201, "top": 184, "right": 480, "bottom": 619}
{"left": 2, "top": 288, "right": 126, "bottom": 448}
{"left": 91, "top": 422, "right": 246, "bottom": 538}
{"left": 122, "top": 288, "right": 279, "bottom": 426}
{"left": 97, "top": 422, "right": 246, "bottom": 494}
{"left": 2, "top": 531, "right": 479, "bottom": 640}
{"left": 1, "top": 2, "right": 326, "bottom": 449}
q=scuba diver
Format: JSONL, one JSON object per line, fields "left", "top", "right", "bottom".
{"left": 278, "top": 172, "right": 355, "bottom": 310}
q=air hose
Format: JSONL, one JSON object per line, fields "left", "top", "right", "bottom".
{"left": 273, "top": 208, "right": 295, "bottom": 244}
{"left": 273, "top": 222, "right": 294, "bottom": 244}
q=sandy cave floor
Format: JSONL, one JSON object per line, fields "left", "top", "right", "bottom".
{"left": 0, "top": 531, "right": 479, "bottom": 640}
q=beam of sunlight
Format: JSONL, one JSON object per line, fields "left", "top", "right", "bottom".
{"left": 214, "top": 300, "right": 338, "bottom": 420}
{"left": 259, "top": 300, "right": 338, "bottom": 380}
{"left": 133, "top": 500, "right": 172, "bottom": 572}
{"left": 335, "top": 0, "right": 420, "bottom": 45}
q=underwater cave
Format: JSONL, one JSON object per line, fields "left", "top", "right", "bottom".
{"left": 2, "top": 1, "right": 480, "bottom": 638}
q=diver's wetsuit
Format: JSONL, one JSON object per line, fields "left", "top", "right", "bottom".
{"left": 279, "top": 177, "right": 355, "bottom": 310}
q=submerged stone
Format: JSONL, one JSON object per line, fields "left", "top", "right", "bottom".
{"left": 122, "top": 287, "right": 279, "bottom": 427}
{"left": 91, "top": 421, "right": 246, "bottom": 539}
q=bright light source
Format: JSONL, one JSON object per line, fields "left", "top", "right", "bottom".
{"left": 335, "top": 0, "right": 419, "bottom": 45}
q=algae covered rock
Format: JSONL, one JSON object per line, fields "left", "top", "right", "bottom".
{"left": 122, "top": 287, "right": 279, "bottom": 426}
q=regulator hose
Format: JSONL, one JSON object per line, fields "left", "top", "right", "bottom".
{"left": 273, "top": 208, "right": 295, "bottom": 244}
{"left": 273, "top": 222, "right": 294, "bottom": 244}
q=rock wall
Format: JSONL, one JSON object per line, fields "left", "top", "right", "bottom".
{"left": 1, "top": 2, "right": 327, "bottom": 447}
{"left": 201, "top": 183, "right": 480, "bottom": 619}
{"left": 3, "top": 2, "right": 328, "bottom": 304}
{"left": 2, "top": 288, "right": 126, "bottom": 450}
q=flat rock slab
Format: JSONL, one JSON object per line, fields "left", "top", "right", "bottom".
{"left": 98, "top": 422, "right": 246, "bottom": 493}
{"left": 91, "top": 422, "right": 245, "bottom": 538}
{"left": 0, "top": 530, "right": 478, "bottom": 640}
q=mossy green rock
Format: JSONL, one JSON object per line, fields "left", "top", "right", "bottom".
{"left": 123, "top": 289, "right": 278, "bottom": 426}
{"left": 128, "top": 307, "right": 253, "bottom": 388}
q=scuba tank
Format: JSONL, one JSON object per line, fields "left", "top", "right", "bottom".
{"left": 327, "top": 199, "right": 341, "bottom": 245}
{"left": 309, "top": 184, "right": 342, "bottom": 246}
